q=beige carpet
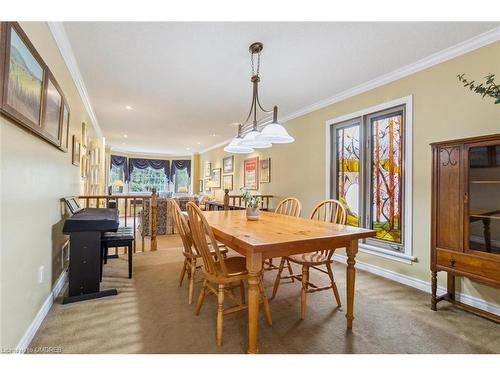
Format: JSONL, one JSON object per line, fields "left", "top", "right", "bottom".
{"left": 30, "top": 235, "right": 500, "bottom": 354}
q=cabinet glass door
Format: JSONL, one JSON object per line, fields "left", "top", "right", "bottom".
{"left": 468, "top": 144, "right": 500, "bottom": 254}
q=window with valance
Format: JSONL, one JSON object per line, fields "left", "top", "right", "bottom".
{"left": 170, "top": 160, "right": 191, "bottom": 193}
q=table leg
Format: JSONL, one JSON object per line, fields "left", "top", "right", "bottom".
{"left": 246, "top": 251, "right": 262, "bottom": 354}
{"left": 346, "top": 239, "right": 358, "bottom": 330}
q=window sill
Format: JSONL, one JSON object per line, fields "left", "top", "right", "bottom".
{"left": 359, "top": 243, "right": 417, "bottom": 265}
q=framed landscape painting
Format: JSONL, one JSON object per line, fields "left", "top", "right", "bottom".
{"left": 72, "top": 135, "right": 80, "bottom": 166}
{"left": 59, "top": 103, "right": 70, "bottom": 152}
{"left": 204, "top": 161, "right": 211, "bottom": 177}
{"left": 42, "top": 74, "right": 63, "bottom": 145}
{"left": 260, "top": 158, "right": 271, "bottom": 183}
{"left": 244, "top": 157, "right": 259, "bottom": 190}
{"left": 223, "top": 155, "right": 234, "bottom": 173}
{"left": 1, "top": 22, "right": 45, "bottom": 132}
{"left": 211, "top": 168, "right": 221, "bottom": 189}
{"left": 223, "top": 175, "right": 233, "bottom": 190}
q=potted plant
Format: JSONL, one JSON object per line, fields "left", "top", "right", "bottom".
{"left": 240, "top": 188, "right": 262, "bottom": 221}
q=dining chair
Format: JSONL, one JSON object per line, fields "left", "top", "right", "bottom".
{"left": 271, "top": 199, "right": 347, "bottom": 319}
{"left": 171, "top": 199, "right": 228, "bottom": 304}
{"left": 265, "top": 197, "right": 302, "bottom": 275}
{"left": 187, "top": 202, "right": 272, "bottom": 346}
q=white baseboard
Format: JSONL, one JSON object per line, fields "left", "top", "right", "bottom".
{"left": 15, "top": 271, "right": 67, "bottom": 353}
{"left": 333, "top": 254, "right": 500, "bottom": 316}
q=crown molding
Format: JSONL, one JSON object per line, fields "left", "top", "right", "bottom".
{"left": 279, "top": 26, "right": 500, "bottom": 124}
{"left": 47, "top": 22, "right": 103, "bottom": 138}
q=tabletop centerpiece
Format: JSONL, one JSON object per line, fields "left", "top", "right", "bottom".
{"left": 240, "top": 188, "right": 261, "bottom": 221}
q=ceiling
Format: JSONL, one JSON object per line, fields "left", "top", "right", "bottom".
{"left": 63, "top": 22, "right": 499, "bottom": 155}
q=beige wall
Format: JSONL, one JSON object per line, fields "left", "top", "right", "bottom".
{"left": 201, "top": 41, "right": 500, "bottom": 305}
{"left": 0, "top": 22, "right": 96, "bottom": 348}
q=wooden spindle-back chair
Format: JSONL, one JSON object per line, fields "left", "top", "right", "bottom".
{"left": 271, "top": 199, "right": 347, "bottom": 319}
{"left": 171, "top": 199, "right": 227, "bottom": 304}
{"left": 186, "top": 202, "right": 272, "bottom": 346}
{"left": 265, "top": 197, "right": 302, "bottom": 274}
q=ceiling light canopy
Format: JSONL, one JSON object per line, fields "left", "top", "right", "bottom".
{"left": 224, "top": 42, "right": 294, "bottom": 155}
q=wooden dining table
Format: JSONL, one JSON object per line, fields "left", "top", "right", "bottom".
{"left": 202, "top": 209, "right": 376, "bottom": 354}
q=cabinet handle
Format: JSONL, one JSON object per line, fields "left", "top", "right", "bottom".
{"left": 449, "top": 259, "right": 456, "bottom": 267}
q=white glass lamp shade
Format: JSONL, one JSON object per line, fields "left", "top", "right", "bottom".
{"left": 257, "top": 122, "right": 294, "bottom": 144}
{"left": 223, "top": 137, "right": 254, "bottom": 154}
{"left": 240, "top": 130, "right": 272, "bottom": 149}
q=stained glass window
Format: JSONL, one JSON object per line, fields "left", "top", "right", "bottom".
{"left": 331, "top": 105, "right": 406, "bottom": 252}
{"left": 336, "top": 124, "right": 360, "bottom": 226}
{"left": 370, "top": 113, "right": 403, "bottom": 243}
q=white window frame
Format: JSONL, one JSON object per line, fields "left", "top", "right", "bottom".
{"left": 325, "top": 95, "right": 415, "bottom": 264}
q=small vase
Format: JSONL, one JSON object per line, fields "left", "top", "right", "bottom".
{"left": 246, "top": 207, "right": 260, "bottom": 221}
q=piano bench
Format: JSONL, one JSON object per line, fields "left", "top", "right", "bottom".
{"left": 101, "top": 227, "right": 134, "bottom": 280}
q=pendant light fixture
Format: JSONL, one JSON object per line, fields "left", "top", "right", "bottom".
{"left": 224, "top": 42, "right": 294, "bottom": 154}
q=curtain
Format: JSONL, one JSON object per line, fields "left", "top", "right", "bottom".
{"left": 110, "top": 155, "right": 129, "bottom": 181}
{"left": 128, "top": 158, "right": 170, "bottom": 181}
{"left": 170, "top": 159, "right": 191, "bottom": 179}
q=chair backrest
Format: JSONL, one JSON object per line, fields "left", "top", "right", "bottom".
{"left": 275, "top": 197, "right": 302, "bottom": 217}
{"left": 187, "top": 202, "right": 228, "bottom": 277}
{"left": 309, "top": 199, "right": 347, "bottom": 224}
{"left": 171, "top": 199, "right": 197, "bottom": 258}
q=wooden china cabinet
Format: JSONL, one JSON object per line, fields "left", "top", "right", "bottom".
{"left": 431, "top": 133, "right": 500, "bottom": 322}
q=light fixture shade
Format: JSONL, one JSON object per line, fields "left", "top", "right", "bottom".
{"left": 257, "top": 122, "right": 295, "bottom": 144}
{"left": 224, "top": 138, "right": 254, "bottom": 154}
{"left": 240, "top": 130, "right": 272, "bottom": 148}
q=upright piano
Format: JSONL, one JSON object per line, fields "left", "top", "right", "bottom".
{"left": 62, "top": 197, "right": 119, "bottom": 304}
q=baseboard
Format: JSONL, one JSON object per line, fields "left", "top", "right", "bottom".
{"left": 332, "top": 254, "right": 500, "bottom": 316}
{"left": 15, "top": 271, "right": 67, "bottom": 353}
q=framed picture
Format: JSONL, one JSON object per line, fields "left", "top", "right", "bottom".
{"left": 204, "top": 161, "right": 212, "bottom": 177}
{"left": 198, "top": 179, "right": 204, "bottom": 192}
{"left": 223, "top": 175, "right": 233, "bottom": 190}
{"left": 42, "top": 73, "right": 63, "bottom": 145}
{"left": 0, "top": 22, "right": 66, "bottom": 150}
{"left": 81, "top": 122, "right": 87, "bottom": 149}
{"left": 260, "top": 158, "right": 271, "bottom": 183}
{"left": 59, "top": 102, "right": 70, "bottom": 152}
{"left": 223, "top": 155, "right": 234, "bottom": 173}
{"left": 211, "top": 168, "right": 221, "bottom": 189}
{"left": 204, "top": 179, "right": 211, "bottom": 192}
{"left": 244, "top": 157, "right": 259, "bottom": 190}
{"left": 72, "top": 135, "right": 80, "bottom": 166}
{"left": 1, "top": 23, "right": 44, "bottom": 134}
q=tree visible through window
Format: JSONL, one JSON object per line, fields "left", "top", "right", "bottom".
{"left": 333, "top": 106, "right": 405, "bottom": 251}
{"left": 129, "top": 167, "right": 168, "bottom": 193}
{"left": 174, "top": 168, "right": 190, "bottom": 193}
{"left": 110, "top": 164, "right": 124, "bottom": 193}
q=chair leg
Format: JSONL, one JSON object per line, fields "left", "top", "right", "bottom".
{"left": 216, "top": 284, "right": 225, "bottom": 346}
{"left": 300, "top": 265, "right": 309, "bottom": 320}
{"left": 195, "top": 279, "right": 208, "bottom": 315}
{"left": 271, "top": 257, "right": 287, "bottom": 299}
{"left": 239, "top": 280, "right": 246, "bottom": 305}
{"left": 188, "top": 258, "right": 197, "bottom": 305}
{"left": 128, "top": 244, "right": 132, "bottom": 278}
{"left": 326, "top": 262, "right": 341, "bottom": 307}
{"left": 259, "top": 281, "right": 273, "bottom": 326}
{"left": 286, "top": 259, "right": 295, "bottom": 283}
{"left": 179, "top": 258, "right": 188, "bottom": 287}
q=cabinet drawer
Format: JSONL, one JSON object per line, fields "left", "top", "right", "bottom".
{"left": 437, "top": 250, "right": 500, "bottom": 282}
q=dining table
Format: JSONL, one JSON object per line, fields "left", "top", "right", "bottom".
{"left": 202, "top": 209, "right": 376, "bottom": 354}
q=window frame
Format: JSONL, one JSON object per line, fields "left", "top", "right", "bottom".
{"left": 325, "top": 95, "right": 415, "bottom": 263}
{"left": 129, "top": 166, "right": 169, "bottom": 194}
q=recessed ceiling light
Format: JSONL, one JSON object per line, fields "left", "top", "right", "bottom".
{"left": 211, "top": 134, "right": 217, "bottom": 137}
{"left": 122, "top": 142, "right": 126, "bottom": 145}
{"left": 196, "top": 142, "right": 201, "bottom": 145}
{"left": 125, "top": 105, "right": 133, "bottom": 110}
{"left": 186, "top": 147, "right": 191, "bottom": 151}
{"left": 123, "top": 134, "right": 128, "bottom": 138}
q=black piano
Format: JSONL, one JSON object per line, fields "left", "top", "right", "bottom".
{"left": 62, "top": 197, "right": 119, "bottom": 304}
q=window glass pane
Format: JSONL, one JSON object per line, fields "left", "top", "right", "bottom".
{"left": 336, "top": 124, "right": 360, "bottom": 226}
{"left": 130, "top": 167, "right": 167, "bottom": 193}
{"left": 110, "top": 165, "right": 124, "bottom": 193}
{"left": 175, "top": 168, "right": 189, "bottom": 193}
{"left": 371, "top": 113, "right": 403, "bottom": 243}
